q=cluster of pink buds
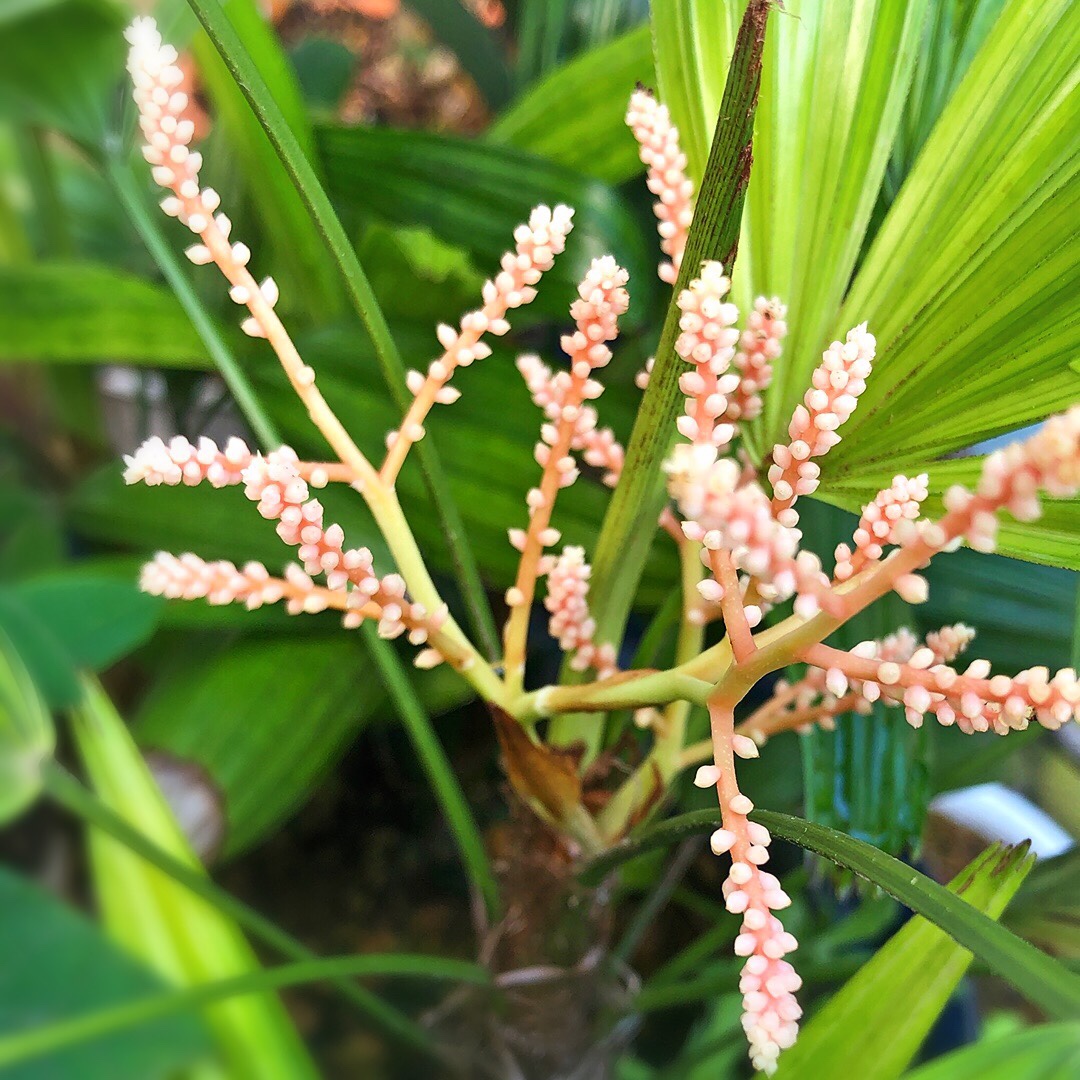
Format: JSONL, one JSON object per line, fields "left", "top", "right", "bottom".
{"left": 803, "top": 639, "right": 1080, "bottom": 736}
{"left": 140, "top": 552, "right": 368, "bottom": 622}
{"left": 625, "top": 88, "right": 693, "bottom": 284}
{"left": 543, "top": 547, "right": 617, "bottom": 678}
{"left": 674, "top": 260, "right": 741, "bottom": 451}
{"left": 741, "top": 626, "right": 976, "bottom": 745}
{"left": 126, "top": 17, "right": 282, "bottom": 343}
{"left": 693, "top": 767, "right": 800, "bottom": 1072}
{"left": 123, "top": 434, "right": 253, "bottom": 488}
{"left": 945, "top": 406, "right": 1080, "bottom": 552}
{"left": 382, "top": 204, "right": 575, "bottom": 479}
{"left": 768, "top": 324, "right": 876, "bottom": 528}
{"left": 834, "top": 473, "right": 929, "bottom": 581}
{"left": 726, "top": 298, "right": 787, "bottom": 424}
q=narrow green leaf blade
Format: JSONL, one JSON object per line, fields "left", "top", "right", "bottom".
{"left": 71, "top": 680, "right": 320, "bottom": 1078}
{"left": 580, "top": 809, "right": 1080, "bottom": 1019}
{"left": 773, "top": 843, "right": 1032, "bottom": 1079}
{"left": 904, "top": 1023, "right": 1080, "bottom": 1080}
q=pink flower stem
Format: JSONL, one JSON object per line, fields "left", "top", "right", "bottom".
{"left": 503, "top": 410, "right": 579, "bottom": 695}
{"left": 710, "top": 549, "right": 757, "bottom": 663}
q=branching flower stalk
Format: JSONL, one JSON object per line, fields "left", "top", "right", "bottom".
{"left": 121, "top": 24, "right": 1080, "bottom": 1072}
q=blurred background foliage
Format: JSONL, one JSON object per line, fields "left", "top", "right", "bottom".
{"left": 0, "top": 0, "right": 1077, "bottom": 1076}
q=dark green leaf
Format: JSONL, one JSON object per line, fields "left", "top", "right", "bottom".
{"left": 0, "top": 262, "right": 209, "bottom": 369}
{"left": 315, "top": 123, "right": 656, "bottom": 323}
{"left": 0, "top": 863, "right": 210, "bottom": 1079}
{"left": 0, "top": 0, "right": 123, "bottom": 145}
{"left": 0, "top": 576, "right": 161, "bottom": 707}
{"left": 489, "top": 23, "right": 653, "bottom": 183}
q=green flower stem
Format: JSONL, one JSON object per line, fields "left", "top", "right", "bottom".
{"left": 0, "top": 953, "right": 488, "bottom": 1070}
{"left": 362, "top": 624, "right": 501, "bottom": 919}
{"left": 107, "top": 158, "right": 280, "bottom": 451}
{"left": 597, "top": 541, "right": 706, "bottom": 839}
{"left": 185, "top": 0, "right": 500, "bottom": 660}
{"left": 41, "top": 763, "right": 441, "bottom": 1059}
{"left": 364, "top": 483, "right": 504, "bottom": 705}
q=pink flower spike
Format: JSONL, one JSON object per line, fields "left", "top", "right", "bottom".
{"left": 626, "top": 88, "right": 694, "bottom": 284}
{"left": 722, "top": 297, "right": 787, "bottom": 428}
{"left": 769, "top": 323, "right": 876, "bottom": 527}
{"left": 123, "top": 434, "right": 253, "bottom": 488}
{"left": 674, "top": 261, "right": 741, "bottom": 453}
{"left": 834, "top": 473, "right": 929, "bottom": 581}
{"left": 544, "top": 546, "right": 617, "bottom": 679}
{"left": 381, "top": 204, "right": 575, "bottom": 481}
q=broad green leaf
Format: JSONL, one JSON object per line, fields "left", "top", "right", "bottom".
{"left": 136, "top": 634, "right": 473, "bottom": 856}
{"left": 823, "top": 1, "right": 1080, "bottom": 481}
{"left": 904, "top": 1023, "right": 1080, "bottom": 1080}
{"left": 772, "top": 843, "right": 1032, "bottom": 1079}
{"left": 489, "top": 24, "right": 654, "bottom": 183}
{"left": 0, "top": 630, "right": 55, "bottom": 825}
{"left": 0, "top": 0, "right": 123, "bottom": 145}
{"left": 0, "top": 262, "right": 210, "bottom": 368}
{"left": 581, "top": 809, "right": 1080, "bottom": 1019}
{"left": 0, "top": 863, "right": 211, "bottom": 1079}
{"left": 314, "top": 124, "right": 657, "bottom": 323}
{"left": 71, "top": 678, "right": 319, "bottom": 1079}
{"left": 742, "top": 0, "right": 931, "bottom": 434}
{"left": 0, "top": 576, "right": 161, "bottom": 707}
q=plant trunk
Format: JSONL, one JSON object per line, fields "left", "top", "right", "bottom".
{"left": 431, "top": 804, "right": 639, "bottom": 1079}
